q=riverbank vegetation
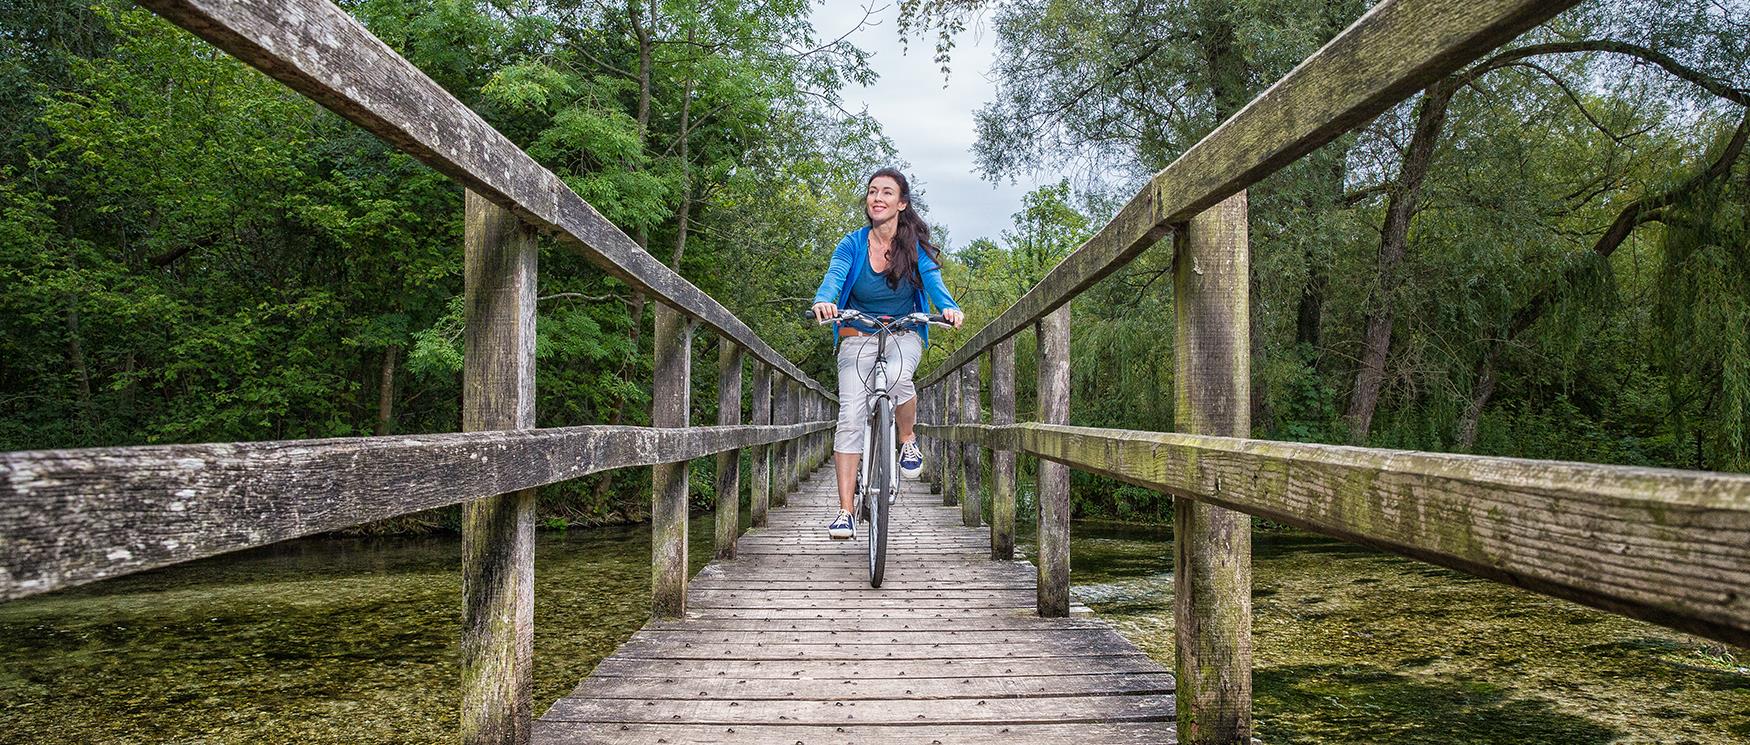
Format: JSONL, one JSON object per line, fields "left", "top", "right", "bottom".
{"left": 2, "top": 0, "right": 1747, "bottom": 530}
{"left": 904, "top": 0, "right": 1749, "bottom": 521}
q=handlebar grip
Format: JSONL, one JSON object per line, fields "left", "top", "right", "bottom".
{"left": 800, "top": 309, "right": 821, "bottom": 321}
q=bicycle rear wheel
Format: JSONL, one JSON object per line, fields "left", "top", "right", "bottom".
{"left": 867, "top": 398, "right": 893, "bottom": 588}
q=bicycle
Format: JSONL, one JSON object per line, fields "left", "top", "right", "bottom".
{"left": 804, "top": 307, "right": 951, "bottom": 588}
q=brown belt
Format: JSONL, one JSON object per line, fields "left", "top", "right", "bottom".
{"left": 838, "top": 325, "right": 912, "bottom": 338}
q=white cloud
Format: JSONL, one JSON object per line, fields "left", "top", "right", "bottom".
{"left": 809, "top": 0, "right": 1045, "bottom": 247}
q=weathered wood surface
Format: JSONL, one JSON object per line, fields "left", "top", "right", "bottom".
{"left": 135, "top": 0, "right": 829, "bottom": 402}
{"left": 1035, "top": 307, "right": 1072, "bottom": 617}
{"left": 715, "top": 342, "right": 743, "bottom": 560}
{"left": 959, "top": 364, "right": 983, "bottom": 528}
{"left": 537, "top": 722, "right": 1175, "bottom": 745}
{"left": 917, "top": 422, "right": 1750, "bottom": 647}
{"left": 651, "top": 305, "right": 693, "bottom": 619}
{"left": 943, "top": 374, "right": 961, "bottom": 507}
{"left": 535, "top": 465, "right": 1170, "bottom": 744}
{"left": 460, "top": 191, "right": 538, "bottom": 745}
{"left": 750, "top": 363, "right": 773, "bottom": 528}
{"left": 775, "top": 380, "right": 795, "bottom": 506}
{"left": 916, "top": 0, "right": 1580, "bottom": 389}
{"left": 1172, "top": 193, "right": 1253, "bottom": 743}
{"left": 0, "top": 421, "right": 829, "bottom": 601}
{"left": 990, "top": 338, "right": 1017, "bottom": 560}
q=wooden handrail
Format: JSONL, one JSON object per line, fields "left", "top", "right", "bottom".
{"left": 0, "top": 420, "right": 832, "bottom": 601}
{"left": 916, "top": 0, "right": 1578, "bottom": 389}
{"left": 919, "top": 422, "right": 1750, "bottom": 648}
{"left": 136, "top": 0, "right": 832, "bottom": 401}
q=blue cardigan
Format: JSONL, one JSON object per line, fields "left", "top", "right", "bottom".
{"left": 812, "top": 225, "right": 959, "bottom": 350}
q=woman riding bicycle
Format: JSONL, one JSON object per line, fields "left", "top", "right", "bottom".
{"left": 810, "top": 167, "right": 965, "bottom": 540}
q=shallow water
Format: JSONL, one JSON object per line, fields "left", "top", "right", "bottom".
{"left": 1048, "top": 523, "right": 1750, "bottom": 745}
{"left": 1, "top": 517, "right": 1745, "bottom": 743}
{"left": 0, "top": 518, "right": 714, "bottom": 744}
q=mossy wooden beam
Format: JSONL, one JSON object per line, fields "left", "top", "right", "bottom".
{"left": 1036, "top": 307, "right": 1072, "bottom": 617}
{"left": 926, "top": 385, "right": 946, "bottom": 495}
{"left": 960, "top": 365, "right": 984, "bottom": 528}
{"left": 1173, "top": 193, "right": 1253, "bottom": 743}
{"left": 916, "top": 422, "right": 1750, "bottom": 648}
{"left": 134, "top": 0, "right": 830, "bottom": 403}
{"left": 915, "top": 0, "right": 1579, "bottom": 390}
{"left": 0, "top": 419, "right": 827, "bottom": 602}
{"left": 750, "top": 363, "right": 773, "bottom": 528}
{"left": 943, "top": 374, "right": 962, "bottom": 507}
{"left": 774, "top": 380, "right": 795, "bottom": 506}
{"left": 714, "top": 342, "right": 743, "bottom": 561}
{"left": 460, "top": 192, "right": 538, "bottom": 745}
{"left": 990, "top": 339, "right": 1017, "bottom": 561}
{"left": 650, "top": 305, "right": 693, "bottom": 619}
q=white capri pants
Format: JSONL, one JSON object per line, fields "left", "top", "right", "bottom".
{"left": 834, "top": 332, "right": 924, "bottom": 453}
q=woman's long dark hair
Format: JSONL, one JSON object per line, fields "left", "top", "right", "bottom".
{"left": 866, "top": 167, "right": 940, "bottom": 290}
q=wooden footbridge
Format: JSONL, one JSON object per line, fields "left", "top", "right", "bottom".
{"left": 536, "top": 467, "right": 1177, "bottom": 744}
{"left": 2, "top": 1, "right": 1748, "bottom": 744}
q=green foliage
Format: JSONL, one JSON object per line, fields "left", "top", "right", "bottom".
{"left": 907, "top": 0, "right": 1750, "bottom": 522}
{"left": 0, "top": 0, "right": 893, "bottom": 528}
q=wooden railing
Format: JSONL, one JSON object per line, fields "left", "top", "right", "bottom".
{"left": 0, "top": 1, "right": 838, "bottom": 743}
{"left": 5, "top": 0, "right": 1749, "bottom": 744}
{"left": 914, "top": 0, "right": 1750, "bottom": 742}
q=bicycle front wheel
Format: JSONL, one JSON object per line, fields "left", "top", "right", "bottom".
{"left": 868, "top": 397, "right": 893, "bottom": 588}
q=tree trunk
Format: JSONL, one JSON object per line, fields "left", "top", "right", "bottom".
{"left": 1454, "top": 346, "right": 1499, "bottom": 451}
{"left": 670, "top": 56, "right": 695, "bottom": 270}
{"left": 1345, "top": 81, "right": 1456, "bottom": 443}
{"left": 66, "top": 302, "right": 94, "bottom": 436}
{"left": 375, "top": 344, "right": 399, "bottom": 436}
{"left": 595, "top": 0, "right": 657, "bottom": 503}
{"left": 1454, "top": 113, "right": 1748, "bottom": 448}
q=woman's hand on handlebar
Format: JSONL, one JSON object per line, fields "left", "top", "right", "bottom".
{"left": 943, "top": 308, "right": 965, "bottom": 328}
{"left": 812, "top": 302, "right": 839, "bottom": 322}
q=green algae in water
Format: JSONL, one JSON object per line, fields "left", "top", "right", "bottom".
{"left": 0, "top": 516, "right": 719, "bottom": 744}
{"left": 1036, "top": 523, "right": 1750, "bottom": 745}
{"left": 5, "top": 516, "right": 1747, "bottom": 743}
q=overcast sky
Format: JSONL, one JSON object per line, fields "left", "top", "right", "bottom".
{"left": 808, "top": 0, "right": 1045, "bottom": 248}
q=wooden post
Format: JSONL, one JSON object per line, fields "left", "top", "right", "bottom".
{"left": 990, "top": 338, "right": 1016, "bottom": 560}
{"left": 943, "top": 370, "right": 960, "bottom": 506}
{"left": 1036, "top": 305, "right": 1071, "bottom": 617}
{"left": 715, "top": 341, "right": 743, "bottom": 560}
{"left": 650, "top": 303, "right": 692, "bottom": 619}
{"left": 1173, "top": 191, "right": 1253, "bottom": 743}
{"left": 799, "top": 394, "right": 813, "bottom": 482}
{"left": 932, "top": 385, "right": 948, "bottom": 495}
{"left": 750, "top": 363, "right": 772, "bottom": 527}
{"left": 775, "top": 379, "right": 793, "bottom": 506}
{"left": 811, "top": 395, "right": 824, "bottom": 470}
{"left": 460, "top": 190, "right": 537, "bottom": 745}
{"left": 917, "top": 390, "right": 933, "bottom": 485}
{"left": 959, "top": 363, "right": 982, "bottom": 528}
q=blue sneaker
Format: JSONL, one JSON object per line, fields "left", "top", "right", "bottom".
{"left": 827, "top": 511, "right": 854, "bottom": 540}
{"left": 899, "top": 439, "right": 924, "bottom": 479}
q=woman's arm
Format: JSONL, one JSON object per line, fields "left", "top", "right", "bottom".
{"left": 812, "top": 234, "right": 857, "bottom": 305}
{"left": 918, "top": 247, "right": 959, "bottom": 313}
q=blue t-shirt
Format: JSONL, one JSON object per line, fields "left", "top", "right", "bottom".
{"left": 847, "top": 255, "right": 916, "bottom": 318}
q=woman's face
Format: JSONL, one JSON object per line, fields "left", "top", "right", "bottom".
{"left": 866, "top": 176, "right": 906, "bottom": 226}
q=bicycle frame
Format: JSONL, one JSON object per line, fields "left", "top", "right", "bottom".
{"left": 805, "top": 308, "right": 949, "bottom": 587}
{"left": 854, "top": 332, "right": 900, "bottom": 522}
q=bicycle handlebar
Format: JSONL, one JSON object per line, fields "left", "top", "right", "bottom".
{"left": 802, "top": 307, "right": 952, "bottom": 329}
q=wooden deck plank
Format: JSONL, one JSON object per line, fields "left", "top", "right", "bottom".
{"left": 561, "top": 672, "right": 1175, "bottom": 700}
{"left": 541, "top": 692, "right": 1175, "bottom": 724}
{"left": 535, "top": 465, "right": 1173, "bottom": 742}
{"left": 583, "top": 655, "right": 1171, "bottom": 680}
{"left": 533, "top": 721, "right": 1177, "bottom": 744}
